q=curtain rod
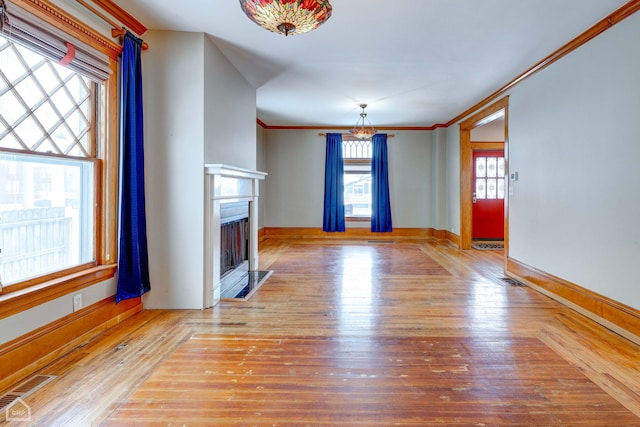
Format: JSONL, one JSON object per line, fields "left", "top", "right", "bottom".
{"left": 76, "top": 0, "right": 148, "bottom": 50}
{"left": 319, "top": 133, "right": 395, "bottom": 138}
{"left": 111, "top": 27, "right": 149, "bottom": 50}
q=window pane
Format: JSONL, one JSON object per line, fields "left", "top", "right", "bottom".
{"left": 497, "top": 157, "right": 505, "bottom": 178}
{"left": 475, "top": 157, "right": 486, "bottom": 178}
{"left": 487, "top": 157, "right": 497, "bottom": 178}
{"left": 0, "top": 153, "right": 95, "bottom": 284}
{"left": 344, "top": 172, "right": 372, "bottom": 217}
{"left": 486, "top": 178, "right": 497, "bottom": 199}
{"left": 475, "top": 179, "right": 486, "bottom": 199}
{"left": 497, "top": 178, "right": 505, "bottom": 199}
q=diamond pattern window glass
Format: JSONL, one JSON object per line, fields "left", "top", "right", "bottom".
{"left": 0, "top": 37, "right": 95, "bottom": 157}
{"left": 475, "top": 156, "right": 505, "bottom": 200}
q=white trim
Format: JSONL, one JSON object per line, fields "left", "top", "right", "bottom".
{"left": 204, "top": 165, "right": 266, "bottom": 307}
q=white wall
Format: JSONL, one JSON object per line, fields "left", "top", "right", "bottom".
{"left": 263, "top": 130, "right": 435, "bottom": 229}
{"left": 204, "top": 35, "right": 256, "bottom": 170}
{"left": 507, "top": 12, "right": 640, "bottom": 309}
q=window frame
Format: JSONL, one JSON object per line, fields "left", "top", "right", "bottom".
{"left": 0, "top": 0, "right": 121, "bottom": 320}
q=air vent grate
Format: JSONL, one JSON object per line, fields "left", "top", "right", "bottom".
{"left": 502, "top": 277, "right": 526, "bottom": 287}
{"left": 0, "top": 375, "right": 56, "bottom": 415}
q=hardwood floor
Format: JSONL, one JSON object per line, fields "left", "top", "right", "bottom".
{"left": 3, "top": 238, "right": 640, "bottom": 425}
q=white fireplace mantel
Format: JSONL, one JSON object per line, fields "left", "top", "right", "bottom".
{"left": 204, "top": 164, "right": 267, "bottom": 307}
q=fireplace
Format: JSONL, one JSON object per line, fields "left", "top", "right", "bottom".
{"left": 204, "top": 164, "right": 267, "bottom": 307}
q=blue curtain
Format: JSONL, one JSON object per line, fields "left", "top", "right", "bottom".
{"left": 116, "top": 31, "right": 150, "bottom": 303}
{"left": 323, "top": 133, "right": 345, "bottom": 232}
{"left": 371, "top": 134, "right": 393, "bottom": 232}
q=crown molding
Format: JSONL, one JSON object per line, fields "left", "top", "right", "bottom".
{"left": 255, "top": 122, "right": 444, "bottom": 131}
{"left": 87, "top": 0, "right": 147, "bottom": 36}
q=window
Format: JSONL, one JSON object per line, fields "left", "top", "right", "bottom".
{"left": 343, "top": 139, "right": 372, "bottom": 218}
{"left": 0, "top": 34, "right": 100, "bottom": 286}
{"left": 475, "top": 156, "right": 505, "bottom": 199}
{"left": 0, "top": 18, "right": 113, "bottom": 295}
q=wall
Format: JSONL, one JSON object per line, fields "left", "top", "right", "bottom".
{"left": 256, "top": 125, "right": 267, "bottom": 228}
{"left": 471, "top": 118, "right": 505, "bottom": 141}
{"left": 204, "top": 34, "right": 257, "bottom": 170}
{"left": 445, "top": 127, "right": 461, "bottom": 235}
{"left": 0, "top": 279, "right": 116, "bottom": 345}
{"left": 141, "top": 31, "right": 257, "bottom": 309}
{"left": 142, "top": 30, "right": 205, "bottom": 309}
{"left": 263, "top": 130, "right": 325, "bottom": 227}
{"left": 507, "top": 11, "right": 640, "bottom": 310}
{"left": 431, "top": 128, "right": 448, "bottom": 231}
{"left": 263, "top": 129, "right": 435, "bottom": 229}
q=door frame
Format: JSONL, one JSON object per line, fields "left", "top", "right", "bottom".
{"left": 459, "top": 97, "right": 509, "bottom": 259}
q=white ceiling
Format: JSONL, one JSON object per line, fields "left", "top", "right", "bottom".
{"left": 111, "top": 0, "right": 628, "bottom": 128}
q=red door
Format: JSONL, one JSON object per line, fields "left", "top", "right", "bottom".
{"left": 472, "top": 151, "right": 505, "bottom": 240}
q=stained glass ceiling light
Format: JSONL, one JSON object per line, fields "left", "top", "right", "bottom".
{"left": 239, "top": 0, "right": 332, "bottom": 36}
{"left": 350, "top": 104, "right": 377, "bottom": 140}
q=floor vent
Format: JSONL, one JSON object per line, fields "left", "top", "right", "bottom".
{"left": 0, "top": 375, "right": 56, "bottom": 414}
{"left": 502, "top": 277, "right": 526, "bottom": 287}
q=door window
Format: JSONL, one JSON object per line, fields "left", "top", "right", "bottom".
{"left": 475, "top": 156, "right": 505, "bottom": 200}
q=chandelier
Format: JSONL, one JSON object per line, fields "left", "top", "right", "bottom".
{"left": 350, "top": 104, "right": 377, "bottom": 140}
{"left": 239, "top": 0, "right": 333, "bottom": 37}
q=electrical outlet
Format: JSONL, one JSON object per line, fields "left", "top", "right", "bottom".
{"left": 73, "top": 293, "right": 82, "bottom": 312}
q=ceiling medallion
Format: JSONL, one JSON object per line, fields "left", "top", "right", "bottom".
{"left": 239, "top": 0, "right": 333, "bottom": 36}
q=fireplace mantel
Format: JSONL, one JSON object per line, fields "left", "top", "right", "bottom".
{"left": 204, "top": 164, "right": 267, "bottom": 307}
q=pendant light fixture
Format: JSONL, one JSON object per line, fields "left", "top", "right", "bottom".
{"left": 350, "top": 104, "right": 377, "bottom": 140}
{"left": 239, "top": 0, "right": 333, "bottom": 37}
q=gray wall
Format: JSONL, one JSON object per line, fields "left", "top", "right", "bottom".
{"left": 204, "top": 34, "right": 256, "bottom": 170}
{"left": 445, "top": 12, "right": 640, "bottom": 310}
{"left": 263, "top": 130, "right": 436, "bottom": 229}
{"left": 507, "top": 11, "right": 640, "bottom": 309}
{"left": 142, "top": 31, "right": 205, "bottom": 309}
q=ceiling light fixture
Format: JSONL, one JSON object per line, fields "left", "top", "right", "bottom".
{"left": 239, "top": 0, "right": 332, "bottom": 37}
{"left": 350, "top": 104, "right": 377, "bottom": 140}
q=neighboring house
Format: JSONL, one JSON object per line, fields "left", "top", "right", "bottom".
{"left": 0, "top": 0, "right": 638, "bottom": 390}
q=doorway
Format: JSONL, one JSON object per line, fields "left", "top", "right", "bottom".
{"left": 459, "top": 97, "right": 509, "bottom": 256}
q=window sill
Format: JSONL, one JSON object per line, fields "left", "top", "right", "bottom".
{"left": 0, "top": 264, "right": 117, "bottom": 320}
{"left": 346, "top": 217, "right": 371, "bottom": 222}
